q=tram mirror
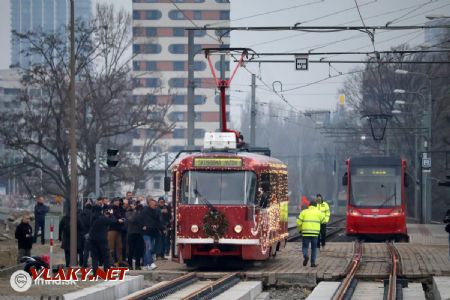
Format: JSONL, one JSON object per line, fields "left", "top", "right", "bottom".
{"left": 164, "top": 176, "right": 171, "bottom": 192}
{"left": 342, "top": 172, "right": 348, "bottom": 186}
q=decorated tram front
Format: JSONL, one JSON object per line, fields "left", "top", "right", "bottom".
{"left": 169, "top": 152, "right": 289, "bottom": 265}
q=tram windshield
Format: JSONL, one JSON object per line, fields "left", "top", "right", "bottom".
{"left": 181, "top": 171, "right": 257, "bottom": 205}
{"left": 350, "top": 166, "right": 401, "bottom": 208}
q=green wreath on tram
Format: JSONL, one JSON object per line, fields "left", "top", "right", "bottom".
{"left": 203, "top": 208, "right": 228, "bottom": 242}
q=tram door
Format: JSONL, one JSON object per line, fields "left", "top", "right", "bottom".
{"left": 165, "top": 173, "right": 179, "bottom": 261}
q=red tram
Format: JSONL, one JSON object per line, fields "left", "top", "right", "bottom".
{"left": 342, "top": 156, "right": 409, "bottom": 241}
{"left": 167, "top": 148, "right": 289, "bottom": 265}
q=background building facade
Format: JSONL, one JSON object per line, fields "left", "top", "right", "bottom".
{"left": 10, "top": 0, "right": 92, "bottom": 68}
{"left": 132, "top": 0, "right": 230, "bottom": 152}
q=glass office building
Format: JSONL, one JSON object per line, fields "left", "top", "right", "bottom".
{"left": 10, "top": 0, "right": 92, "bottom": 68}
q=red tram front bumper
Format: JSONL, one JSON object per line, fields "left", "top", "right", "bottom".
{"left": 346, "top": 208, "right": 407, "bottom": 237}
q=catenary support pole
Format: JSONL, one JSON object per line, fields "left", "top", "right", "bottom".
{"left": 187, "top": 30, "right": 195, "bottom": 149}
{"left": 219, "top": 54, "right": 225, "bottom": 130}
{"left": 250, "top": 74, "right": 256, "bottom": 146}
{"left": 425, "top": 78, "right": 432, "bottom": 223}
{"left": 414, "top": 134, "right": 420, "bottom": 221}
{"left": 69, "top": 0, "right": 78, "bottom": 266}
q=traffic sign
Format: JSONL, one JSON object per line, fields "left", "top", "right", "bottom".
{"left": 295, "top": 55, "right": 308, "bottom": 70}
{"left": 422, "top": 157, "right": 431, "bottom": 169}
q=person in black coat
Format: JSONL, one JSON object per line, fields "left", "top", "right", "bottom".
{"left": 156, "top": 197, "right": 171, "bottom": 259}
{"left": 89, "top": 206, "right": 117, "bottom": 275}
{"left": 107, "top": 198, "right": 126, "bottom": 266}
{"left": 59, "top": 212, "right": 84, "bottom": 267}
{"left": 80, "top": 200, "right": 93, "bottom": 267}
{"left": 140, "top": 198, "right": 163, "bottom": 269}
{"left": 15, "top": 214, "right": 33, "bottom": 263}
{"left": 126, "top": 202, "right": 144, "bottom": 269}
{"left": 34, "top": 196, "right": 49, "bottom": 244}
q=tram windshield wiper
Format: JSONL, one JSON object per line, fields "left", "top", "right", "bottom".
{"left": 193, "top": 181, "right": 217, "bottom": 211}
{"left": 377, "top": 183, "right": 396, "bottom": 208}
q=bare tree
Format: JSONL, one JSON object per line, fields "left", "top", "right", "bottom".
{"left": 338, "top": 44, "right": 450, "bottom": 219}
{"left": 0, "top": 4, "right": 171, "bottom": 201}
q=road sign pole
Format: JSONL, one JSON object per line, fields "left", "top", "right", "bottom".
{"left": 421, "top": 152, "right": 431, "bottom": 223}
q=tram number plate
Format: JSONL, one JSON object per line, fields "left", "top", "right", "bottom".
{"left": 194, "top": 158, "right": 243, "bottom": 167}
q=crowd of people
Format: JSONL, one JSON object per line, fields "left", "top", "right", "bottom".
{"left": 15, "top": 192, "right": 173, "bottom": 273}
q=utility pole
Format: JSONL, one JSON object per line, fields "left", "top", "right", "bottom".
{"left": 421, "top": 79, "right": 432, "bottom": 224}
{"left": 69, "top": 0, "right": 78, "bottom": 266}
{"left": 187, "top": 30, "right": 195, "bottom": 149}
{"left": 219, "top": 55, "right": 225, "bottom": 130}
{"left": 425, "top": 78, "right": 432, "bottom": 223}
{"left": 414, "top": 134, "right": 420, "bottom": 221}
{"left": 95, "top": 144, "right": 100, "bottom": 198}
{"left": 250, "top": 74, "right": 256, "bottom": 146}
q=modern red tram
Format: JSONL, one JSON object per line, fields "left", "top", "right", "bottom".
{"left": 342, "top": 156, "right": 409, "bottom": 241}
{"left": 166, "top": 150, "right": 289, "bottom": 265}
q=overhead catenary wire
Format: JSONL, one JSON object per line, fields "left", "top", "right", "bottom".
{"left": 353, "top": 0, "right": 376, "bottom": 52}
{"left": 168, "top": 0, "right": 221, "bottom": 43}
{"left": 185, "top": 25, "right": 450, "bottom": 31}
{"left": 247, "top": 0, "right": 445, "bottom": 49}
{"left": 206, "top": 0, "right": 325, "bottom": 27}
{"left": 235, "top": 61, "right": 301, "bottom": 113}
{"left": 249, "top": 0, "right": 381, "bottom": 48}
{"left": 385, "top": 0, "right": 434, "bottom": 26}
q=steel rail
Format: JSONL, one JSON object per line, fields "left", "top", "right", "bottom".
{"left": 128, "top": 273, "right": 198, "bottom": 300}
{"left": 331, "top": 241, "right": 363, "bottom": 300}
{"left": 386, "top": 242, "right": 402, "bottom": 300}
{"left": 181, "top": 273, "right": 240, "bottom": 300}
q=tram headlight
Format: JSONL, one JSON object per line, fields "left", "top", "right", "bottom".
{"left": 191, "top": 224, "right": 199, "bottom": 233}
{"left": 349, "top": 209, "right": 361, "bottom": 216}
{"left": 234, "top": 225, "right": 243, "bottom": 233}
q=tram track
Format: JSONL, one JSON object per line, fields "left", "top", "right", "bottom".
{"left": 330, "top": 241, "right": 404, "bottom": 300}
{"left": 125, "top": 272, "right": 246, "bottom": 300}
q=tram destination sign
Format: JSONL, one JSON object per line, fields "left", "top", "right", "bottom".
{"left": 194, "top": 157, "right": 243, "bottom": 168}
{"left": 355, "top": 167, "right": 396, "bottom": 176}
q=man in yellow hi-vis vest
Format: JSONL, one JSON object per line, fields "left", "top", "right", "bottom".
{"left": 296, "top": 200, "right": 325, "bottom": 267}
{"left": 316, "top": 194, "right": 330, "bottom": 249}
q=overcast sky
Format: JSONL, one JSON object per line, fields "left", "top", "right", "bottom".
{"left": 0, "top": 0, "right": 448, "bottom": 112}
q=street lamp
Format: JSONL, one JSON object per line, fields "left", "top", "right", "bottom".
{"left": 391, "top": 109, "right": 402, "bottom": 114}
{"left": 394, "top": 100, "right": 406, "bottom": 105}
{"left": 395, "top": 69, "right": 433, "bottom": 223}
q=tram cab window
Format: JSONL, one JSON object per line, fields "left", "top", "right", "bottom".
{"left": 181, "top": 171, "right": 257, "bottom": 205}
{"left": 350, "top": 167, "right": 401, "bottom": 208}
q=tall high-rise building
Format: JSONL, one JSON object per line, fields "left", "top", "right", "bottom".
{"left": 424, "top": 16, "right": 450, "bottom": 48}
{"left": 132, "top": 0, "right": 230, "bottom": 152}
{"left": 10, "top": 0, "right": 92, "bottom": 68}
